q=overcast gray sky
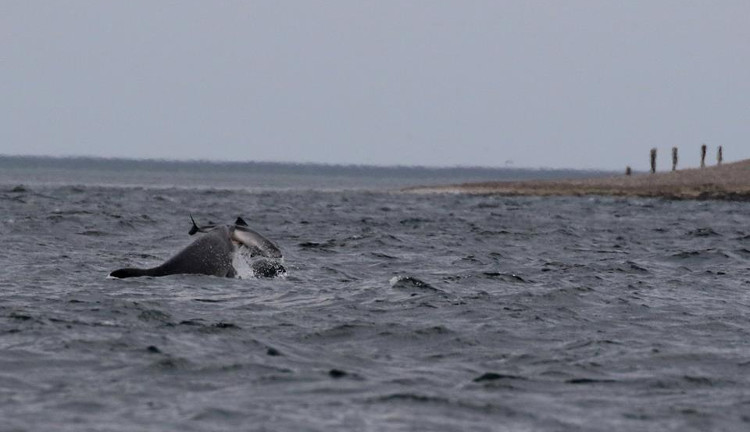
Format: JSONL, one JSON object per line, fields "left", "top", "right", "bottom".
{"left": 2, "top": 1, "right": 748, "bottom": 170}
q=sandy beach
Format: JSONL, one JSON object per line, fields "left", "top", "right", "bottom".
{"left": 405, "top": 159, "right": 750, "bottom": 200}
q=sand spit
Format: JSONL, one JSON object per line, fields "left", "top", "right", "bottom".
{"left": 404, "top": 159, "right": 750, "bottom": 200}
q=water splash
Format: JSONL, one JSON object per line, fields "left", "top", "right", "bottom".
{"left": 233, "top": 246, "right": 286, "bottom": 279}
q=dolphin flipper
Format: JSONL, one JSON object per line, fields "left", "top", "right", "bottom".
{"left": 189, "top": 215, "right": 219, "bottom": 236}
{"left": 189, "top": 214, "right": 202, "bottom": 235}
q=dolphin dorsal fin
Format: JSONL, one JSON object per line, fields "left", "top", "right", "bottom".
{"left": 189, "top": 214, "right": 200, "bottom": 235}
{"left": 235, "top": 217, "right": 248, "bottom": 227}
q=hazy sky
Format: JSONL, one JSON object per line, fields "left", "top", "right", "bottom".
{"left": 2, "top": 1, "right": 748, "bottom": 170}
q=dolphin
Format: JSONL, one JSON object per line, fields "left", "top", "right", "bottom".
{"left": 109, "top": 217, "right": 284, "bottom": 279}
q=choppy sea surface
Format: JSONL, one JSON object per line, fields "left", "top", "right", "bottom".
{"left": 1, "top": 157, "right": 749, "bottom": 431}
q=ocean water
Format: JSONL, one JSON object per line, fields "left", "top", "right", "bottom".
{"left": 1, "top": 157, "right": 749, "bottom": 431}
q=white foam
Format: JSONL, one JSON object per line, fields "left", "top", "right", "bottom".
{"left": 232, "top": 247, "right": 257, "bottom": 279}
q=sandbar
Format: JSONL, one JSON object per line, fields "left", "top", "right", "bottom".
{"left": 404, "top": 159, "right": 750, "bottom": 201}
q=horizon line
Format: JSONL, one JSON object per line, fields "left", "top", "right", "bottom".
{"left": 0, "top": 153, "right": 617, "bottom": 173}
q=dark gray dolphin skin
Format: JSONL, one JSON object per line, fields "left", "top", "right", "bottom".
{"left": 109, "top": 226, "right": 237, "bottom": 279}
{"left": 109, "top": 217, "right": 283, "bottom": 279}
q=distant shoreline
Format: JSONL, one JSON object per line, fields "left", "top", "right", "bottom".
{"left": 0, "top": 154, "right": 615, "bottom": 186}
{"left": 403, "top": 159, "right": 750, "bottom": 201}
{"left": 0, "top": 154, "right": 612, "bottom": 175}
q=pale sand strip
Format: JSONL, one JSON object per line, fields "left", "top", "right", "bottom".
{"left": 404, "top": 159, "right": 750, "bottom": 200}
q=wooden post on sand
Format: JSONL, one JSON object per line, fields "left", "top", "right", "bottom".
{"left": 650, "top": 148, "right": 657, "bottom": 174}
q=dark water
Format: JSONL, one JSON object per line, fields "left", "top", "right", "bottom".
{"left": 2, "top": 158, "right": 750, "bottom": 431}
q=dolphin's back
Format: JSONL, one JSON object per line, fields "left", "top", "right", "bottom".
{"left": 110, "top": 226, "right": 236, "bottom": 278}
